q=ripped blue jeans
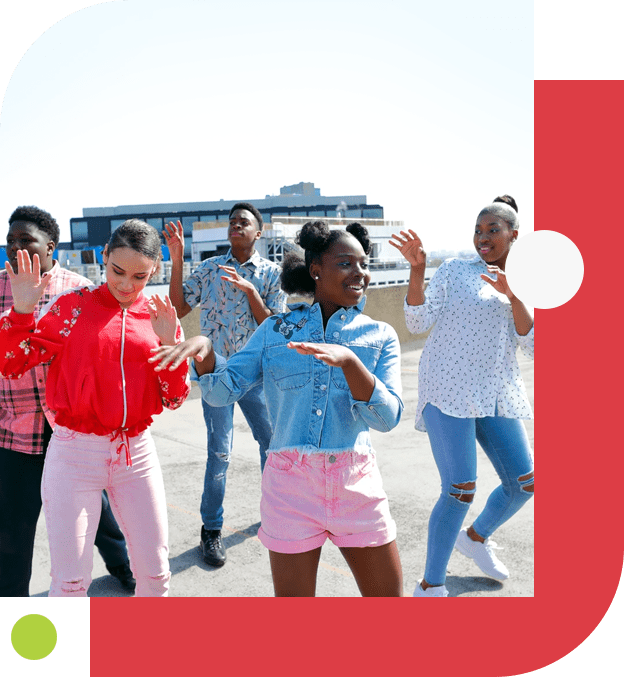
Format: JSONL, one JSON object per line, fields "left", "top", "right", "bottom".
{"left": 200, "top": 382, "right": 272, "bottom": 530}
{"left": 422, "top": 404, "right": 534, "bottom": 586}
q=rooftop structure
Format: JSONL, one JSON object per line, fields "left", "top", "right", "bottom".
{"left": 69, "top": 182, "right": 383, "bottom": 258}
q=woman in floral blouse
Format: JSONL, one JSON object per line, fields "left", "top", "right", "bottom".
{"left": 390, "top": 199, "right": 534, "bottom": 597}
{"left": 0, "top": 219, "right": 189, "bottom": 597}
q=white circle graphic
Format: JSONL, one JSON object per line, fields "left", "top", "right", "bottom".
{"left": 505, "top": 231, "right": 584, "bottom": 309}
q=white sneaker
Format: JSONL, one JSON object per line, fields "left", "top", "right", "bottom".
{"left": 412, "top": 580, "right": 449, "bottom": 597}
{"left": 454, "top": 528, "right": 510, "bottom": 580}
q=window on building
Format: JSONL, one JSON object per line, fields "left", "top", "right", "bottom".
{"left": 146, "top": 218, "right": 163, "bottom": 230}
{"left": 71, "top": 221, "right": 89, "bottom": 243}
{"left": 111, "top": 219, "right": 125, "bottom": 233}
{"left": 182, "top": 216, "right": 198, "bottom": 234}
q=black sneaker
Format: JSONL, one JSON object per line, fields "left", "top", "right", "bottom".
{"left": 200, "top": 527, "right": 227, "bottom": 567}
{"left": 106, "top": 562, "right": 136, "bottom": 592}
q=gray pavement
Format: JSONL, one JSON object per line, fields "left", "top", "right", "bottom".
{"left": 29, "top": 340, "right": 533, "bottom": 597}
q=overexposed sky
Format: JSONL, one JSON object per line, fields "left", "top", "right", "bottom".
{"left": 0, "top": 0, "right": 533, "bottom": 251}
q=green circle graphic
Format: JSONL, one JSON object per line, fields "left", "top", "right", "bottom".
{"left": 11, "top": 614, "right": 58, "bottom": 660}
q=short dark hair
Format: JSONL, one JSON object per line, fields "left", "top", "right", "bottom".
{"left": 281, "top": 221, "right": 371, "bottom": 296}
{"left": 229, "top": 202, "right": 263, "bottom": 231}
{"left": 9, "top": 206, "right": 60, "bottom": 246}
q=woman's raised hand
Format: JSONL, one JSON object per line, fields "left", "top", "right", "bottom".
{"left": 389, "top": 229, "right": 427, "bottom": 267}
{"left": 4, "top": 250, "right": 52, "bottom": 314}
{"left": 148, "top": 294, "right": 178, "bottom": 345}
{"left": 481, "top": 266, "right": 514, "bottom": 300}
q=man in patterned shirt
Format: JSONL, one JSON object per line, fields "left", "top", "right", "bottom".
{"left": 165, "top": 202, "right": 286, "bottom": 567}
{"left": 0, "top": 206, "right": 135, "bottom": 595}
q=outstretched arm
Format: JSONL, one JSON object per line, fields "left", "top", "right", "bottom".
{"left": 150, "top": 335, "right": 216, "bottom": 376}
{"left": 287, "top": 341, "right": 375, "bottom": 402}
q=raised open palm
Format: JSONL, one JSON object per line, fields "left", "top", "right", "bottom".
{"left": 389, "top": 229, "right": 427, "bottom": 267}
{"left": 4, "top": 250, "right": 52, "bottom": 314}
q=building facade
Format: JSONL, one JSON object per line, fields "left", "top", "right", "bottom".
{"left": 69, "top": 183, "right": 384, "bottom": 260}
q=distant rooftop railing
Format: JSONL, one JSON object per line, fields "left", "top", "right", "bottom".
{"left": 270, "top": 216, "right": 404, "bottom": 228}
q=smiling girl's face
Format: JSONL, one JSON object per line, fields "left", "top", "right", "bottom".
{"left": 103, "top": 246, "right": 157, "bottom": 307}
{"left": 473, "top": 212, "right": 518, "bottom": 269}
{"left": 310, "top": 233, "right": 371, "bottom": 320}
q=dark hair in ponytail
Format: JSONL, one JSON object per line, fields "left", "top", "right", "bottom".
{"left": 105, "top": 219, "right": 162, "bottom": 273}
{"left": 281, "top": 221, "right": 371, "bottom": 296}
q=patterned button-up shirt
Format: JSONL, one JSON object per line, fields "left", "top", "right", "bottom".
{"left": 404, "top": 256, "right": 534, "bottom": 432}
{"left": 0, "top": 262, "right": 91, "bottom": 454}
{"left": 183, "top": 248, "right": 287, "bottom": 358}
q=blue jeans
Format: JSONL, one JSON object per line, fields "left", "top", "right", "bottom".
{"left": 200, "top": 382, "right": 272, "bottom": 530}
{"left": 422, "top": 403, "right": 534, "bottom": 586}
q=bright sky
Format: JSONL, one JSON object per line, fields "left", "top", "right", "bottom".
{"left": 0, "top": 0, "right": 532, "bottom": 252}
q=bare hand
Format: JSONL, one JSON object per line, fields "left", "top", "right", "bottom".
{"left": 162, "top": 220, "right": 185, "bottom": 262}
{"left": 218, "top": 265, "right": 254, "bottom": 294}
{"left": 5, "top": 250, "right": 52, "bottom": 314}
{"left": 148, "top": 294, "right": 178, "bottom": 345}
{"left": 149, "top": 335, "right": 212, "bottom": 372}
{"left": 287, "top": 341, "right": 355, "bottom": 368}
{"left": 481, "top": 266, "right": 514, "bottom": 299}
{"left": 389, "top": 230, "right": 426, "bottom": 267}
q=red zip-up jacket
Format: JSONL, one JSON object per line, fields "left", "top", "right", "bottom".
{"left": 0, "top": 283, "right": 190, "bottom": 438}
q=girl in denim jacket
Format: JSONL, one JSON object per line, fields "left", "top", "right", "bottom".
{"left": 153, "top": 221, "right": 405, "bottom": 596}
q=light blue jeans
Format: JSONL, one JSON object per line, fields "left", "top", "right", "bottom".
{"left": 200, "top": 382, "right": 272, "bottom": 530}
{"left": 422, "top": 403, "right": 534, "bottom": 586}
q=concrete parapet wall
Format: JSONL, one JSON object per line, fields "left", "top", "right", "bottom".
{"left": 179, "top": 284, "right": 429, "bottom": 347}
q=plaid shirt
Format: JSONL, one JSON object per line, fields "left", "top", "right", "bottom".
{"left": 0, "top": 262, "right": 91, "bottom": 454}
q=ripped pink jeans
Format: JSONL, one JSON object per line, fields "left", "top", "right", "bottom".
{"left": 41, "top": 426, "right": 170, "bottom": 597}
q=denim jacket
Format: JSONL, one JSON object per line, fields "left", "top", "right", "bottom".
{"left": 194, "top": 298, "right": 403, "bottom": 455}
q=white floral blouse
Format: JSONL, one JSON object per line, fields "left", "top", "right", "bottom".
{"left": 404, "top": 256, "right": 534, "bottom": 432}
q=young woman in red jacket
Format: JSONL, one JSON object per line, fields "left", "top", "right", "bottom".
{"left": 0, "top": 219, "right": 190, "bottom": 597}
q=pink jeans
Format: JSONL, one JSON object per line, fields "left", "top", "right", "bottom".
{"left": 41, "top": 426, "right": 170, "bottom": 597}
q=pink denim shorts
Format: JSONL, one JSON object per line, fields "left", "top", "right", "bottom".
{"left": 258, "top": 450, "right": 396, "bottom": 554}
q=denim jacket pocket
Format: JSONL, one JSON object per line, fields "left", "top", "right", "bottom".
{"left": 330, "top": 344, "right": 381, "bottom": 391}
{"left": 266, "top": 345, "right": 311, "bottom": 391}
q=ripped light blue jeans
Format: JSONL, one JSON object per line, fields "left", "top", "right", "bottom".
{"left": 422, "top": 403, "right": 534, "bottom": 586}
